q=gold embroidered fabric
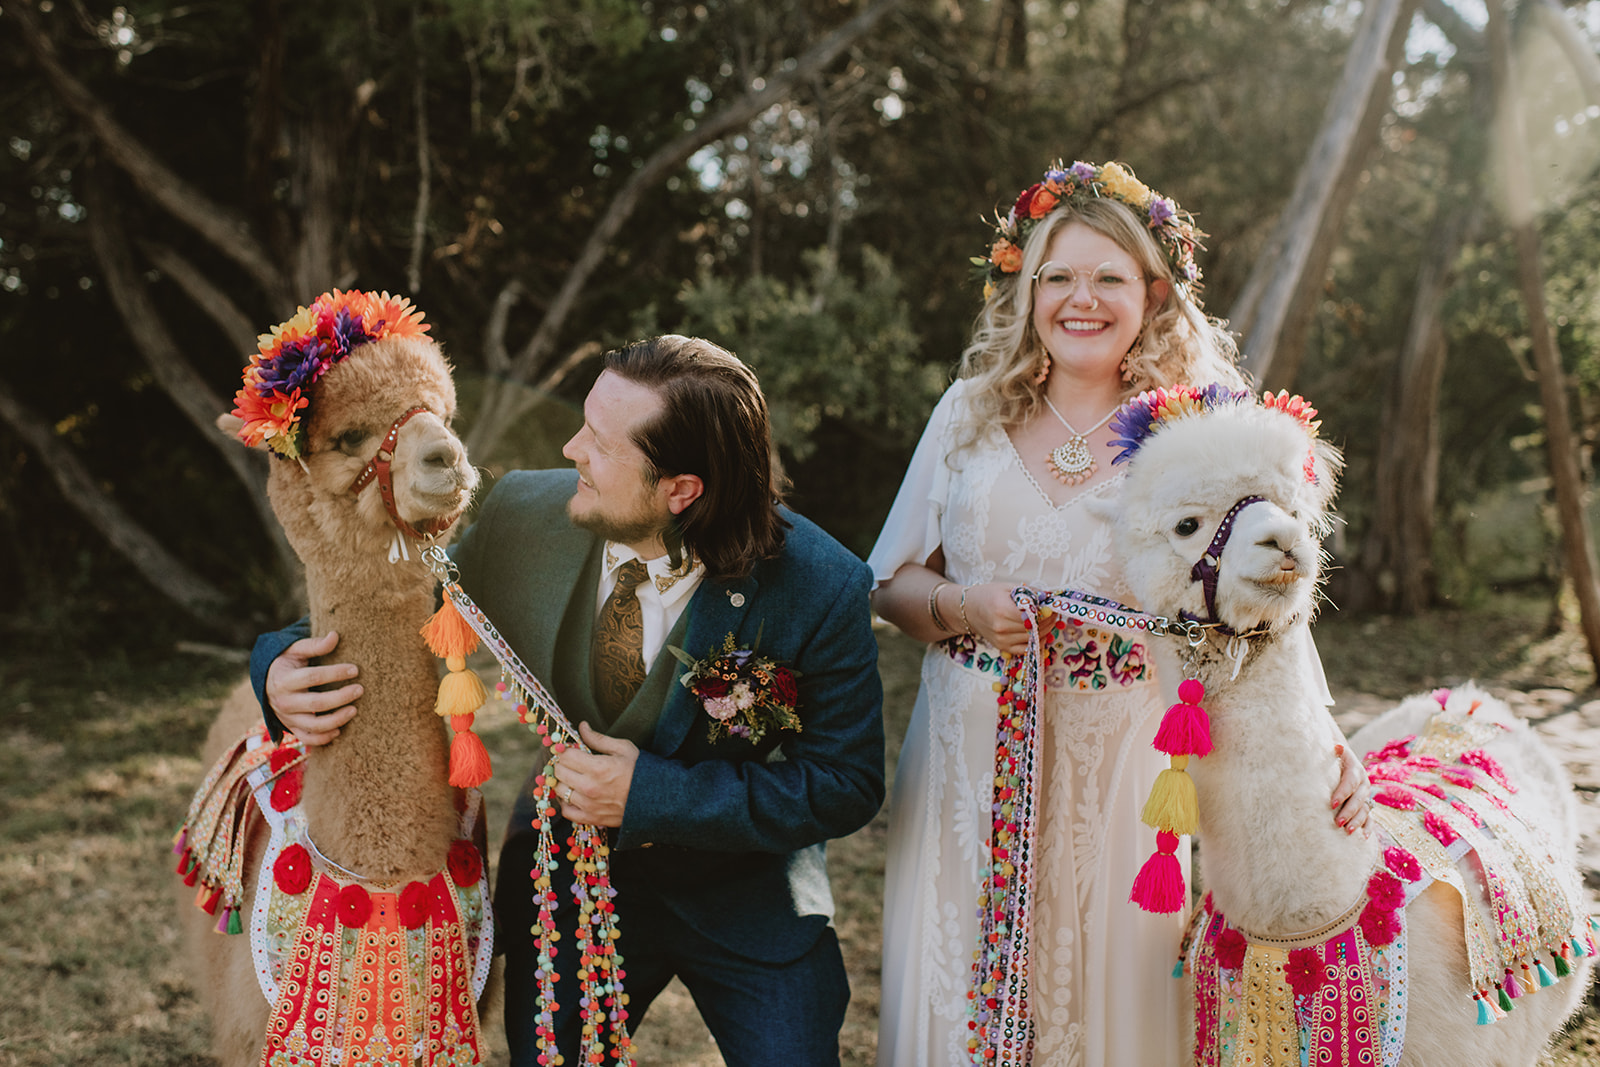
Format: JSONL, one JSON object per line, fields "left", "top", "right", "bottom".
{"left": 593, "top": 558, "right": 648, "bottom": 723}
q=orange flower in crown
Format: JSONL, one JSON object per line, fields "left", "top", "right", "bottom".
{"left": 230, "top": 290, "right": 429, "bottom": 460}
{"left": 971, "top": 160, "right": 1204, "bottom": 296}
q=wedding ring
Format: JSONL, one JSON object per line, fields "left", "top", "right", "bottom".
{"left": 562, "top": 784, "right": 574, "bottom": 803}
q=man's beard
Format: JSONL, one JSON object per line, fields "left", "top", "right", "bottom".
{"left": 567, "top": 494, "right": 668, "bottom": 548}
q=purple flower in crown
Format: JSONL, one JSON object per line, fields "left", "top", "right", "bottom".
{"left": 322, "top": 305, "right": 374, "bottom": 358}
{"left": 255, "top": 334, "right": 332, "bottom": 397}
{"left": 1043, "top": 167, "right": 1069, "bottom": 186}
{"left": 1109, "top": 384, "right": 1252, "bottom": 466}
{"left": 1070, "top": 160, "right": 1097, "bottom": 182}
{"left": 1148, "top": 197, "right": 1176, "bottom": 227}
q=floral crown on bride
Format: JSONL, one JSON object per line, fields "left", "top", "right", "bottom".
{"left": 972, "top": 160, "right": 1204, "bottom": 298}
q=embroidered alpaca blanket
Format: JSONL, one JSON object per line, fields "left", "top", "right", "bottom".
{"left": 175, "top": 725, "right": 493, "bottom": 1066}
{"left": 1179, "top": 694, "right": 1595, "bottom": 1066}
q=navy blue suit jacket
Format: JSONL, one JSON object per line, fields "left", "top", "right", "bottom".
{"left": 252, "top": 469, "right": 885, "bottom": 965}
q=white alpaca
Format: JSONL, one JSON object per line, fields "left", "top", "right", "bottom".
{"left": 1104, "top": 389, "right": 1593, "bottom": 1065}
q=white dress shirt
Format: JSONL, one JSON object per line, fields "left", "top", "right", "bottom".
{"left": 595, "top": 543, "right": 706, "bottom": 671}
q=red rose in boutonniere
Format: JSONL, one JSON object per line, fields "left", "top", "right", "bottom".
{"left": 669, "top": 632, "right": 803, "bottom": 745}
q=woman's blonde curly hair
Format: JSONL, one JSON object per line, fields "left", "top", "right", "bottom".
{"left": 954, "top": 197, "right": 1246, "bottom": 454}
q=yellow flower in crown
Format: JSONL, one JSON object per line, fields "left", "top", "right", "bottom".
{"left": 1096, "top": 162, "right": 1152, "bottom": 208}
{"left": 229, "top": 290, "right": 429, "bottom": 460}
{"left": 974, "top": 160, "right": 1205, "bottom": 298}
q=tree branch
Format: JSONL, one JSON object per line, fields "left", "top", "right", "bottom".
{"left": 81, "top": 164, "right": 303, "bottom": 594}
{"left": 465, "top": 0, "right": 905, "bottom": 458}
{"left": 138, "top": 240, "right": 261, "bottom": 360}
{"left": 1532, "top": 0, "right": 1600, "bottom": 108}
{"left": 1229, "top": 0, "right": 1419, "bottom": 387}
{"left": 0, "top": 374, "right": 256, "bottom": 640}
{"left": 407, "top": 0, "right": 431, "bottom": 294}
{"left": 8, "top": 0, "right": 289, "bottom": 305}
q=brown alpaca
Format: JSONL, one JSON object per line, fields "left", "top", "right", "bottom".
{"left": 181, "top": 329, "right": 485, "bottom": 1065}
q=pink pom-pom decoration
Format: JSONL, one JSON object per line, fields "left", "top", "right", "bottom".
{"left": 1130, "top": 830, "right": 1185, "bottom": 913}
{"left": 1177, "top": 678, "right": 1205, "bottom": 705}
{"left": 1367, "top": 870, "right": 1405, "bottom": 911}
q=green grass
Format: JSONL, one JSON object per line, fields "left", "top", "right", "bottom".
{"left": 0, "top": 603, "right": 1595, "bottom": 1065}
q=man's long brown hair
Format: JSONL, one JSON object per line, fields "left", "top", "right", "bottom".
{"left": 604, "top": 335, "right": 788, "bottom": 581}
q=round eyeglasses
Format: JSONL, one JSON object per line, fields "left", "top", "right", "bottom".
{"left": 1031, "top": 261, "right": 1145, "bottom": 302}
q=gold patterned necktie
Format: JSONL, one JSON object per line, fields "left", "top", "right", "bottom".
{"left": 593, "top": 558, "right": 649, "bottom": 724}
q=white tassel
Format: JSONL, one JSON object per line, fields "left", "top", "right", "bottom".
{"left": 388, "top": 531, "right": 411, "bottom": 564}
{"left": 1227, "top": 636, "right": 1249, "bottom": 680}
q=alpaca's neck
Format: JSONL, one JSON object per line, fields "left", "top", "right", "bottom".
{"left": 300, "top": 552, "right": 458, "bottom": 880}
{"left": 1186, "top": 623, "right": 1378, "bottom": 936}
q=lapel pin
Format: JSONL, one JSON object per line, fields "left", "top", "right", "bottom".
{"left": 728, "top": 591, "right": 745, "bottom": 607}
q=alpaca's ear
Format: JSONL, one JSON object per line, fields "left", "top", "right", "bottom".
{"left": 215, "top": 412, "right": 262, "bottom": 449}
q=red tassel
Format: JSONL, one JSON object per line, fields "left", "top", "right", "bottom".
{"left": 201, "top": 884, "right": 223, "bottom": 916}
{"left": 1153, "top": 700, "right": 1213, "bottom": 758}
{"left": 420, "top": 599, "right": 479, "bottom": 658}
{"left": 1130, "top": 830, "right": 1185, "bottom": 913}
{"left": 449, "top": 719, "right": 492, "bottom": 788}
{"left": 182, "top": 859, "right": 200, "bottom": 888}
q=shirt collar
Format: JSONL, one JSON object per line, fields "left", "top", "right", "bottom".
{"left": 603, "top": 542, "right": 705, "bottom": 606}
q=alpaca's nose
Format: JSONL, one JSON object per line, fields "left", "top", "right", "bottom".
{"left": 419, "top": 440, "right": 460, "bottom": 469}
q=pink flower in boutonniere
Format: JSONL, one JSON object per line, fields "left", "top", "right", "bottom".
{"left": 669, "top": 632, "right": 803, "bottom": 744}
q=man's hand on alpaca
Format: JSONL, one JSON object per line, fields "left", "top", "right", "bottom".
{"left": 267, "top": 631, "right": 361, "bottom": 747}
{"left": 550, "top": 721, "right": 638, "bottom": 828}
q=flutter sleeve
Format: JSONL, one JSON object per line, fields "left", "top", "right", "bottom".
{"left": 866, "top": 379, "right": 969, "bottom": 587}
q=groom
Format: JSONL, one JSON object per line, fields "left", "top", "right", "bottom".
{"left": 253, "top": 335, "right": 886, "bottom": 1065}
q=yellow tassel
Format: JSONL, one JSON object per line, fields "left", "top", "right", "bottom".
{"left": 1140, "top": 764, "right": 1198, "bottom": 835}
{"left": 434, "top": 668, "right": 487, "bottom": 719}
{"left": 420, "top": 599, "right": 479, "bottom": 658}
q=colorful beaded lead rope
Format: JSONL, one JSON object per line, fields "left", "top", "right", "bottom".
{"left": 422, "top": 546, "right": 633, "bottom": 1066}
{"left": 966, "top": 587, "right": 1199, "bottom": 1064}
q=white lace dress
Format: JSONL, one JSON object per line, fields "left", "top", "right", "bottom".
{"left": 870, "top": 380, "right": 1187, "bottom": 1067}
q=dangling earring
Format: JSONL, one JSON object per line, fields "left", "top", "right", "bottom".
{"left": 1033, "top": 349, "right": 1051, "bottom": 386}
{"left": 1120, "top": 324, "right": 1148, "bottom": 383}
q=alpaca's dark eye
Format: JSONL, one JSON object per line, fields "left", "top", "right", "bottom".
{"left": 335, "top": 430, "right": 369, "bottom": 454}
{"left": 1175, "top": 518, "right": 1200, "bottom": 537}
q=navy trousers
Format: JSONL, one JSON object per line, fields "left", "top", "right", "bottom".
{"left": 497, "top": 828, "right": 849, "bottom": 1066}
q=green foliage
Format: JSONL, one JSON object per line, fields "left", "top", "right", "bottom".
{"left": 674, "top": 246, "right": 941, "bottom": 460}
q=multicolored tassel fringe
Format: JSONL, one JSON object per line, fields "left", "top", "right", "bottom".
{"left": 421, "top": 599, "right": 492, "bottom": 788}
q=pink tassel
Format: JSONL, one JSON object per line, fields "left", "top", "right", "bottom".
{"left": 1130, "top": 830, "right": 1185, "bottom": 913}
{"left": 1504, "top": 969, "right": 1522, "bottom": 999}
{"left": 1153, "top": 700, "right": 1213, "bottom": 757}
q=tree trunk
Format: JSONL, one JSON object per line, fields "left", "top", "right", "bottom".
{"left": 1229, "top": 0, "right": 1418, "bottom": 390}
{"left": 0, "top": 377, "right": 259, "bottom": 643}
{"left": 1354, "top": 60, "right": 1493, "bottom": 615}
{"left": 1532, "top": 0, "right": 1600, "bottom": 106}
{"left": 81, "top": 164, "right": 305, "bottom": 607}
{"left": 464, "top": 0, "right": 906, "bottom": 462}
{"left": 1485, "top": 0, "right": 1600, "bottom": 676}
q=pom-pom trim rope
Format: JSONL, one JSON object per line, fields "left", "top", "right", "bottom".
{"left": 422, "top": 544, "right": 635, "bottom": 1065}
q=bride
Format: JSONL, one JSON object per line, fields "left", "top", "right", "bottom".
{"left": 867, "top": 160, "right": 1369, "bottom": 1065}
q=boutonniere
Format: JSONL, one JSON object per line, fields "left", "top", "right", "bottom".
{"left": 668, "top": 631, "right": 802, "bottom": 744}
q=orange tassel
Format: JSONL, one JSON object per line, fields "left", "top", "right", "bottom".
{"left": 449, "top": 718, "right": 492, "bottom": 788}
{"left": 420, "top": 599, "right": 479, "bottom": 658}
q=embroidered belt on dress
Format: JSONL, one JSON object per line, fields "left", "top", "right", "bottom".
{"left": 939, "top": 598, "right": 1155, "bottom": 691}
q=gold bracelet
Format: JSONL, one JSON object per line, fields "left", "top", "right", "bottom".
{"left": 959, "top": 585, "right": 974, "bottom": 636}
{"left": 928, "top": 581, "right": 953, "bottom": 634}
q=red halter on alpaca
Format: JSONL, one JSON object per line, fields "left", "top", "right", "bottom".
{"left": 348, "top": 405, "right": 462, "bottom": 542}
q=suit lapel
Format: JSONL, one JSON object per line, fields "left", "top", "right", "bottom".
{"left": 649, "top": 570, "right": 760, "bottom": 755}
